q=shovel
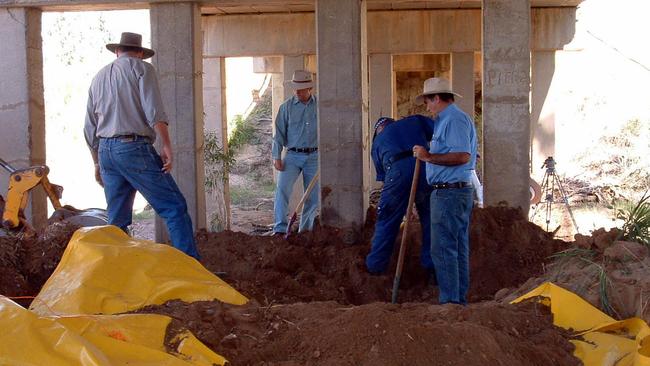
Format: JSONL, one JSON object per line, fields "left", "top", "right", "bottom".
{"left": 285, "top": 170, "right": 320, "bottom": 239}
{"left": 391, "top": 159, "right": 421, "bottom": 304}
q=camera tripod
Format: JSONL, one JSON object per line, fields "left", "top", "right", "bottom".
{"left": 530, "top": 157, "right": 579, "bottom": 234}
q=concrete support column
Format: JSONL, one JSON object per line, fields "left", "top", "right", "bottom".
{"left": 283, "top": 55, "right": 306, "bottom": 99}
{"left": 316, "top": 0, "right": 368, "bottom": 237}
{"left": 531, "top": 51, "right": 556, "bottom": 176}
{"left": 0, "top": 8, "right": 47, "bottom": 229}
{"left": 482, "top": 0, "right": 531, "bottom": 214}
{"left": 368, "top": 53, "right": 393, "bottom": 189}
{"left": 203, "top": 57, "right": 230, "bottom": 231}
{"left": 271, "top": 74, "right": 284, "bottom": 128}
{"left": 151, "top": 2, "right": 206, "bottom": 242}
{"left": 451, "top": 52, "right": 475, "bottom": 118}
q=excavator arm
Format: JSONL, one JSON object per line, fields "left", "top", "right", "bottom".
{"left": 1, "top": 158, "right": 107, "bottom": 232}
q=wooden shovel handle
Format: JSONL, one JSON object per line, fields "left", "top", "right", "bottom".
{"left": 391, "top": 159, "right": 421, "bottom": 303}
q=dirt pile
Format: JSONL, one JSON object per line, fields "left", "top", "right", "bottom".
{"left": 0, "top": 206, "right": 568, "bottom": 306}
{"left": 469, "top": 206, "right": 569, "bottom": 301}
{"left": 0, "top": 221, "right": 79, "bottom": 303}
{"left": 197, "top": 206, "right": 569, "bottom": 304}
{"left": 137, "top": 299, "right": 579, "bottom": 366}
{"left": 501, "top": 227, "right": 650, "bottom": 323}
{"left": 0, "top": 207, "right": 584, "bottom": 365}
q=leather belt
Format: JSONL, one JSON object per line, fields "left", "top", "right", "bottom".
{"left": 289, "top": 147, "right": 318, "bottom": 153}
{"left": 430, "top": 182, "right": 471, "bottom": 190}
{"left": 105, "top": 134, "right": 151, "bottom": 143}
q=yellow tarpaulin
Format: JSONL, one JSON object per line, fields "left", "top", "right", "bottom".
{"left": 0, "top": 226, "right": 251, "bottom": 364}
{"left": 31, "top": 225, "right": 248, "bottom": 316}
{"left": 513, "top": 282, "right": 650, "bottom": 366}
{"left": 0, "top": 297, "right": 227, "bottom": 365}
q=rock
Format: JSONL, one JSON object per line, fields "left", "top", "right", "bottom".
{"left": 493, "top": 287, "right": 512, "bottom": 302}
{"left": 604, "top": 241, "right": 649, "bottom": 262}
{"left": 573, "top": 233, "right": 594, "bottom": 249}
{"left": 220, "top": 333, "right": 239, "bottom": 348}
{"left": 593, "top": 228, "right": 619, "bottom": 251}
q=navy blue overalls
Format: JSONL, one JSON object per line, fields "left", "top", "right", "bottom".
{"left": 366, "top": 115, "right": 435, "bottom": 274}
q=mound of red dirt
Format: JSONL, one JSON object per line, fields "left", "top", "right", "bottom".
{"left": 1, "top": 207, "right": 582, "bottom": 365}
{"left": 137, "top": 299, "right": 579, "bottom": 366}
{"left": 197, "top": 206, "right": 569, "bottom": 304}
{"left": 0, "top": 222, "right": 78, "bottom": 303}
{"left": 503, "top": 227, "right": 650, "bottom": 323}
{"left": 0, "top": 206, "right": 569, "bottom": 306}
{"left": 469, "top": 206, "right": 570, "bottom": 301}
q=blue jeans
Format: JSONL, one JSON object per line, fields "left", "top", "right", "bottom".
{"left": 98, "top": 137, "right": 200, "bottom": 259}
{"left": 273, "top": 151, "right": 320, "bottom": 233}
{"left": 430, "top": 187, "right": 474, "bottom": 304}
{"left": 366, "top": 160, "right": 434, "bottom": 273}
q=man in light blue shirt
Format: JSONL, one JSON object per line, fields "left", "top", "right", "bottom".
{"left": 412, "top": 77, "right": 477, "bottom": 305}
{"left": 271, "top": 70, "right": 319, "bottom": 234}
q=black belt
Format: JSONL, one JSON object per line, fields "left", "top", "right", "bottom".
{"left": 105, "top": 134, "right": 151, "bottom": 143}
{"left": 388, "top": 150, "right": 414, "bottom": 164}
{"left": 289, "top": 147, "right": 318, "bottom": 153}
{"left": 430, "top": 182, "right": 471, "bottom": 190}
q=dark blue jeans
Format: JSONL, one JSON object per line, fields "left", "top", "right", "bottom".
{"left": 430, "top": 187, "right": 474, "bottom": 305}
{"left": 366, "top": 161, "right": 434, "bottom": 274}
{"left": 98, "top": 137, "right": 200, "bottom": 259}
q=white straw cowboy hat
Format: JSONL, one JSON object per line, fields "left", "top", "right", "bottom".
{"left": 106, "top": 32, "right": 155, "bottom": 59}
{"left": 285, "top": 70, "right": 315, "bottom": 90}
{"left": 415, "top": 77, "right": 462, "bottom": 105}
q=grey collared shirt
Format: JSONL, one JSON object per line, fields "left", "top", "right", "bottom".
{"left": 84, "top": 54, "right": 168, "bottom": 151}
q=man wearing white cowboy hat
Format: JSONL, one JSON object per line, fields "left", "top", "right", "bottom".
{"left": 271, "top": 70, "right": 319, "bottom": 235}
{"left": 84, "top": 32, "right": 200, "bottom": 259}
{"left": 412, "top": 77, "right": 478, "bottom": 305}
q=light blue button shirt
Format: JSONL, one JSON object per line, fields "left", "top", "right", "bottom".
{"left": 425, "top": 103, "right": 477, "bottom": 184}
{"left": 272, "top": 95, "right": 318, "bottom": 160}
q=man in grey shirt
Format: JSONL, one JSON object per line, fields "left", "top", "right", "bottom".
{"left": 84, "top": 32, "right": 199, "bottom": 259}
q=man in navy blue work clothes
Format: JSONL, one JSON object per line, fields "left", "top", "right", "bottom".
{"left": 365, "top": 115, "right": 437, "bottom": 278}
{"left": 412, "top": 77, "right": 477, "bottom": 305}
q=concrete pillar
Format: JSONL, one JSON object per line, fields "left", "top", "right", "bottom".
{"left": 0, "top": 8, "right": 47, "bottom": 229}
{"left": 316, "top": 0, "right": 368, "bottom": 237}
{"left": 482, "top": 0, "right": 531, "bottom": 214}
{"left": 203, "top": 57, "right": 230, "bottom": 231}
{"left": 151, "top": 2, "right": 206, "bottom": 242}
{"left": 368, "top": 53, "right": 393, "bottom": 189}
{"left": 451, "top": 52, "right": 475, "bottom": 118}
{"left": 271, "top": 74, "right": 284, "bottom": 129}
{"left": 283, "top": 55, "right": 306, "bottom": 100}
{"left": 531, "top": 51, "right": 556, "bottom": 176}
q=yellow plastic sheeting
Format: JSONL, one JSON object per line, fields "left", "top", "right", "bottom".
{"left": 512, "top": 281, "right": 615, "bottom": 332}
{"left": 512, "top": 282, "right": 650, "bottom": 366}
{"left": 0, "top": 297, "right": 227, "bottom": 366}
{"left": 31, "top": 225, "right": 248, "bottom": 316}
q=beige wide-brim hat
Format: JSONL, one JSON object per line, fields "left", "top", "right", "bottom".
{"left": 415, "top": 77, "right": 462, "bottom": 105}
{"left": 284, "top": 70, "right": 315, "bottom": 90}
{"left": 106, "top": 32, "right": 155, "bottom": 59}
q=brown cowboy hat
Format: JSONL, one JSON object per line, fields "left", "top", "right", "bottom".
{"left": 106, "top": 32, "right": 155, "bottom": 59}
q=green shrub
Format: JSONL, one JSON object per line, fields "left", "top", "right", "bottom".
{"left": 228, "top": 115, "right": 256, "bottom": 152}
{"left": 204, "top": 131, "right": 235, "bottom": 192}
{"left": 617, "top": 191, "right": 650, "bottom": 246}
